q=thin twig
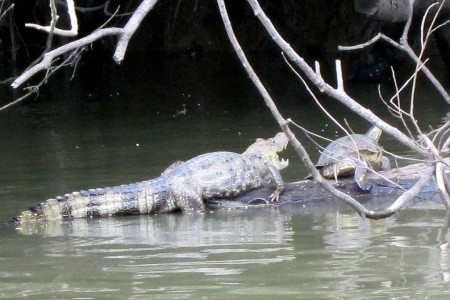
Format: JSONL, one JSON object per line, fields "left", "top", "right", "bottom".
{"left": 0, "top": 3, "right": 14, "bottom": 23}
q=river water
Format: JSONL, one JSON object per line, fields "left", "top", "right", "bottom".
{"left": 1, "top": 54, "right": 450, "bottom": 299}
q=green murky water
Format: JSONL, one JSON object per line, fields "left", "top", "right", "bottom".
{"left": 0, "top": 55, "right": 449, "bottom": 299}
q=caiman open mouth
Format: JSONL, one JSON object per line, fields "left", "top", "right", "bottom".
{"left": 272, "top": 143, "right": 289, "bottom": 170}
{"left": 273, "top": 154, "right": 289, "bottom": 170}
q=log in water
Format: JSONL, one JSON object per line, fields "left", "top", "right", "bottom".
{"left": 206, "top": 160, "right": 445, "bottom": 211}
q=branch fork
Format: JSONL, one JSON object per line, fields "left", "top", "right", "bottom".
{"left": 25, "top": 0, "right": 79, "bottom": 37}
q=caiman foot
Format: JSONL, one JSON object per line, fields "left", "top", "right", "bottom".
{"left": 269, "top": 185, "right": 285, "bottom": 202}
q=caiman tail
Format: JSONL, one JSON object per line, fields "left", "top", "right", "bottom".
{"left": 9, "top": 177, "right": 172, "bottom": 225}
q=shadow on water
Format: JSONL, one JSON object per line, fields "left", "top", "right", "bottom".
{"left": 1, "top": 53, "right": 450, "bottom": 298}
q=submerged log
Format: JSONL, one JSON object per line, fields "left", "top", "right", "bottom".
{"left": 205, "top": 160, "right": 446, "bottom": 211}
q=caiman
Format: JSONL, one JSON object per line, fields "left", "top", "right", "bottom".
{"left": 10, "top": 132, "right": 289, "bottom": 224}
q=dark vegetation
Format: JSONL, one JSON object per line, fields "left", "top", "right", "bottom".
{"left": 2, "top": 0, "right": 449, "bottom": 84}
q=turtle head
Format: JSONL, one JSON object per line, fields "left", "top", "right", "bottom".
{"left": 244, "top": 132, "right": 289, "bottom": 170}
{"left": 366, "top": 126, "right": 382, "bottom": 142}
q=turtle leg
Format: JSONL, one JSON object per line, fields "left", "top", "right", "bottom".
{"left": 354, "top": 159, "right": 372, "bottom": 191}
{"left": 332, "top": 163, "right": 339, "bottom": 184}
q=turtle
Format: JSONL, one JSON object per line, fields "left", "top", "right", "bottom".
{"left": 314, "top": 126, "right": 390, "bottom": 191}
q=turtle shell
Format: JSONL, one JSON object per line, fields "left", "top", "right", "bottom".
{"left": 316, "top": 130, "right": 382, "bottom": 168}
{"left": 314, "top": 126, "right": 385, "bottom": 190}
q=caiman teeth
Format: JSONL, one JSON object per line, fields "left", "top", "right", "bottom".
{"left": 278, "top": 158, "right": 289, "bottom": 169}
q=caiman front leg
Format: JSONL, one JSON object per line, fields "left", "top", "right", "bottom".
{"left": 268, "top": 165, "right": 285, "bottom": 202}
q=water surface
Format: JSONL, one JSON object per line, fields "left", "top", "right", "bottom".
{"left": 1, "top": 54, "right": 449, "bottom": 298}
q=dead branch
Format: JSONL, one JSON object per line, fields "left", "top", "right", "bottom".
{"left": 373, "top": 164, "right": 435, "bottom": 217}
{"left": 113, "top": 0, "right": 159, "bottom": 64}
{"left": 0, "top": 3, "right": 14, "bottom": 23}
{"left": 11, "top": 27, "right": 123, "bottom": 88}
{"left": 25, "top": 0, "right": 79, "bottom": 37}
{"left": 11, "top": 0, "right": 161, "bottom": 90}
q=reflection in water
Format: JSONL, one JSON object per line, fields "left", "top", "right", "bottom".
{"left": 3, "top": 201, "right": 450, "bottom": 298}
{"left": 305, "top": 208, "right": 450, "bottom": 299}
{"left": 436, "top": 211, "right": 450, "bottom": 283}
{"left": 16, "top": 209, "right": 289, "bottom": 244}
{"left": 3, "top": 210, "right": 297, "bottom": 298}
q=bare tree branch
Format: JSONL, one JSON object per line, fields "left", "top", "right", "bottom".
{"left": 11, "top": 28, "right": 123, "bottom": 89}
{"left": 0, "top": 2, "right": 14, "bottom": 23}
{"left": 11, "top": 0, "right": 161, "bottom": 91}
{"left": 25, "top": 0, "right": 79, "bottom": 37}
{"left": 378, "top": 164, "right": 435, "bottom": 216}
{"left": 113, "top": 0, "right": 159, "bottom": 63}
